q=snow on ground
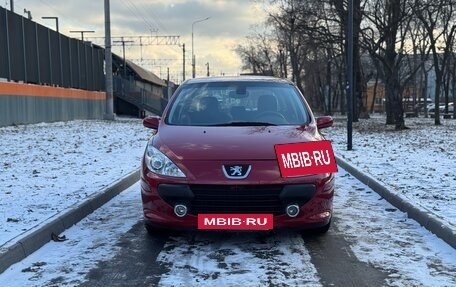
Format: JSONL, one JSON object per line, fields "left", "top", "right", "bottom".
{"left": 334, "top": 169, "right": 456, "bottom": 287}
{"left": 0, "top": 117, "right": 151, "bottom": 248}
{"left": 0, "top": 169, "right": 455, "bottom": 286}
{"left": 157, "top": 232, "right": 320, "bottom": 287}
{"left": 0, "top": 182, "right": 143, "bottom": 286}
{"left": 1, "top": 113, "right": 452, "bottom": 249}
{"left": 1, "top": 114, "right": 456, "bottom": 286}
{"left": 323, "top": 114, "right": 456, "bottom": 232}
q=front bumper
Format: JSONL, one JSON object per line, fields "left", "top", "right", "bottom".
{"left": 140, "top": 173, "right": 334, "bottom": 231}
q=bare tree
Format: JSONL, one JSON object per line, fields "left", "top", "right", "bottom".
{"left": 414, "top": 0, "right": 456, "bottom": 125}
{"left": 240, "top": 0, "right": 456, "bottom": 129}
{"left": 266, "top": 0, "right": 311, "bottom": 92}
{"left": 408, "top": 15, "right": 432, "bottom": 118}
{"left": 266, "top": 0, "right": 351, "bottom": 113}
{"left": 360, "top": 0, "right": 419, "bottom": 129}
{"left": 330, "top": 0, "right": 370, "bottom": 120}
{"left": 235, "top": 27, "right": 280, "bottom": 76}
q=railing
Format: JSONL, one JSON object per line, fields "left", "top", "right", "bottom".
{"left": 113, "top": 76, "right": 167, "bottom": 115}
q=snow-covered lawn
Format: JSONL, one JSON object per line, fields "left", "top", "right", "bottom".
{"left": 1, "top": 114, "right": 455, "bottom": 251}
{"left": 0, "top": 117, "right": 151, "bottom": 249}
{"left": 1, "top": 170, "right": 455, "bottom": 286}
{"left": 324, "top": 114, "right": 456, "bottom": 232}
{"left": 1, "top": 114, "right": 456, "bottom": 286}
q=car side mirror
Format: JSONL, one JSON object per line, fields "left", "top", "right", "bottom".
{"left": 143, "top": 116, "right": 161, "bottom": 129}
{"left": 316, "top": 116, "right": 333, "bottom": 129}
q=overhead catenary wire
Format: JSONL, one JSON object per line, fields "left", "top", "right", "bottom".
{"left": 120, "top": 0, "right": 161, "bottom": 34}
{"left": 119, "top": 0, "right": 184, "bottom": 73}
{"left": 12, "top": 0, "right": 187, "bottom": 83}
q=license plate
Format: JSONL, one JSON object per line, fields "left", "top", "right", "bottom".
{"left": 197, "top": 214, "right": 273, "bottom": 230}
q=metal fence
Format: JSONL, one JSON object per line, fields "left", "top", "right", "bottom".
{"left": 0, "top": 6, "right": 104, "bottom": 91}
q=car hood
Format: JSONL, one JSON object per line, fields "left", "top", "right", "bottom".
{"left": 153, "top": 124, "right": 321, "bottom": 161}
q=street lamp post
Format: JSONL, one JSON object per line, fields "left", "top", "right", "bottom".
{"left": 192, "top": 17, "right": 210, "bottom": 78}
{"left": 347, "top": 0, "right": 354, "bottom": 151}
{"left": 42, "top": 16, "right": 59, "bottom": 32}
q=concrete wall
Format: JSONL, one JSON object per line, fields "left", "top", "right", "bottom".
{"left": 0, "top": 81, "right": 105, "bottom": 127}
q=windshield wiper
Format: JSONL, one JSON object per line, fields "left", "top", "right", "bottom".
{"left": 211, "top": 121, "right": 277, "bottom": 127}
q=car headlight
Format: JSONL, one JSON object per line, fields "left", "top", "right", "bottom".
{"left": 144, "top": 144, "right": 186, "bottom": 178}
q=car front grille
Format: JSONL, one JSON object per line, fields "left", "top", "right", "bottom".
{"left": 188, "top": 185, "right": 285, "bottom": 215}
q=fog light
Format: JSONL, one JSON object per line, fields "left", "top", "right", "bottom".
{"left": 174, "top": 204, "right": 188, "bottom": 217}
{"left": 286, "top": 204, "right": 300, "bottom": 217}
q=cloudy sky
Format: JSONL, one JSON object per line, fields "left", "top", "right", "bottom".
{"left": 7, "top": 0, "right": 269, "bottom": 82}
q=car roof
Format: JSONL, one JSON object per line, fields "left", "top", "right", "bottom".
{"left": 182, "top": 76, "right": 294, "bottom": 85}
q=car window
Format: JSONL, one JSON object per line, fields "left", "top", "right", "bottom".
{"left": 165, "top": 81, "right": 311, "bottom": 126}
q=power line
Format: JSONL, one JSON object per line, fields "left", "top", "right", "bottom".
{"left": 121, "top": 0, "right": 161, "bottom": 34}
{"left": 127, "top": 0, "right": 168, "bottom": 34}
{"left": 138, "top": 2, "right": 168, "bottom": 34}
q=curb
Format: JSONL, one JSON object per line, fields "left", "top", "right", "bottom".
{"left": 0, "top": 169, "right": 140, "bottom": 274}
{"left": 336, "top": 155, "right": 456, "bottom": 250}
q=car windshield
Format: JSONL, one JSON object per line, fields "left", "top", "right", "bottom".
{"left": 165, "top": 80, "right": 311, "bottom": 126}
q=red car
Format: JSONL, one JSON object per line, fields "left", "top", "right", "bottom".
{"left": 141, "top": 76, "right": 335, "bottom": 234}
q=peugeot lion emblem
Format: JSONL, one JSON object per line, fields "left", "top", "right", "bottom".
{"left": 222, "top": 164, "right": 251, "bottom": 179}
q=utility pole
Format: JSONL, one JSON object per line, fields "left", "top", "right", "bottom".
{"left": 347, "top": 0, "right": 354, "bottom": 150}
{"left": 279, "top": 49, "right": 284, "bottom": 78}
{"left": 104, "top": 0, "right": 115, "bottom": 120}
{"left": 326, "top": 48, "right": 332, "bottom": 115}
{"left": 10, "top": 0, "right": 14, "bottom": 12}
{"left": 113, "top": 37, "right": 134, "bottom": 78}
{"left": 182, "top": 43, "right": 185, "bottom": 81}
{"left": 70, "top": 30, "right": 95, "bottom": 41}
{"left": 167, "top": 67, "right": 171, "bottom": 99}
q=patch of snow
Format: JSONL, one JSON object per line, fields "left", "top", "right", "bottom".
{"left": 335, "top": 169, "right": 456, "bottom": 287}
{"left": 157, "top": 233, "right": 320, "bottom": 287}
{"left": 324, "top": 114, "right": 456, "bottom": 232}
{"left": 0, "top": 118, "right": 151, "bottom": 247}
{"left": 0, "top": 182, "right": 142, "bottom": 286}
